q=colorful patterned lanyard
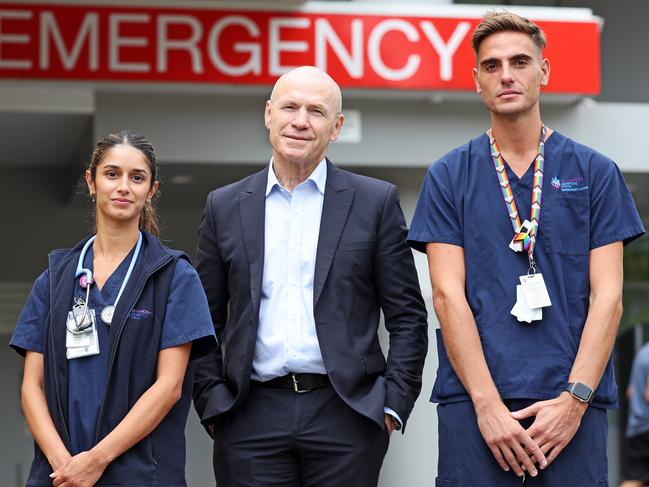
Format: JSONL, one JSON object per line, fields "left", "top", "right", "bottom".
{"left": 488, "top": 125, "right": 546, "bottom": 269}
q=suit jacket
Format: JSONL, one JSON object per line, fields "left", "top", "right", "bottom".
{"left": 193, "top": 159, "right": 427, "bottom": 431}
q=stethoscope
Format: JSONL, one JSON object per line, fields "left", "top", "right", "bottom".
{"left": 67, "top": 232, "right": 143, "bottom": 334}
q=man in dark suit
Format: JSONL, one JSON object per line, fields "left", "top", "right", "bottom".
{"left": 193, "top": 66, "right": 428, "bottom": 487}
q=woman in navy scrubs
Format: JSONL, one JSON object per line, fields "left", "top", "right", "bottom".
{"left": 10, "top": 130, "right": 215, "bottom": 487}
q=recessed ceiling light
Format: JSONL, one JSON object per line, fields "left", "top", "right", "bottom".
{"left": 169, "top": 174, "right": 194, "bottom": 184}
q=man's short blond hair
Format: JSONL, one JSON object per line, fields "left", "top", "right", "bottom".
{"left": 471, "top": 11, "right": 547, "bottom": 56}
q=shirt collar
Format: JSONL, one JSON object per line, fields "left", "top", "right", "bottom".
{"left": 266, "top": 158, "right": 327, "bottom": 197}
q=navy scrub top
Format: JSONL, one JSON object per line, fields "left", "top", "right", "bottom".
{"left": 408, "top": 131, "right": 645, "bottom": 407}
{"left": 11, "top": 245, "right": 215, "bottom": 454}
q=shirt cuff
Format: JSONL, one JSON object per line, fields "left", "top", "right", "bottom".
{"left": 384, "top": 406, "right": 402, "bottom": 429}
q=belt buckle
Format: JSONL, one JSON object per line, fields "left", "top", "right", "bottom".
{"left": 291, "top": 373, "right": 311, "bottom": 394}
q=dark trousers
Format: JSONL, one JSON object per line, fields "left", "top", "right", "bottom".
{"left": 212, "top": 382, "right": 390, "bottom": 487}
{"left": 624, "top": 429, "right": 649, "bottom": 483}
{"left": 436, "top": 399, "right": 608, "bottom": 487}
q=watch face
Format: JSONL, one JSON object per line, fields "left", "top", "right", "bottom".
{"left": 572, "top": 382, "right": 593, "bottom": 402}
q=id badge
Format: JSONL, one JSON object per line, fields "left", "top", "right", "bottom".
{"left": 66, "top": 309, "right": 100, "bottom": 359}
{"left": 519, "top": 274, "right": 552, "bottom": 308}
{"left": 511, "top": 284, "right": 543, "bottom": 323}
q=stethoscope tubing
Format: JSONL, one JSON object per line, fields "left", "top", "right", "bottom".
{"left": 68, "top": 236, "right": 98, "bottom": 334}
{"left": 67, "top": 232, "right": 142, "bottom": 334}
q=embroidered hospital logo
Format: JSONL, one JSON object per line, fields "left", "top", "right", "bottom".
{"left": 551, "top": 176, "right": 561, "bottom": 189}
{"left": 130, "top": 309, "right": 153, "bottom": 320}
{"left": 551, "top": 176, "right": 589, "bottom": 193}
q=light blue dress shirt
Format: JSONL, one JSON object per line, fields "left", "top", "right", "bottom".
{"left": 251, "top": 159, "right": 401, "bottom": 427}
{"left": 252, "top": 159, "right": 328, "bottom": 381}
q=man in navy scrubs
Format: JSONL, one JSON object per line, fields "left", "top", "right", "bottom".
{"left": 408, "top": 11, "right": 645, "bottom": 486}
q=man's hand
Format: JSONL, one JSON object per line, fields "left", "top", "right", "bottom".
{"left": 475, "top": 399, "right": 547, "bottom": 478}
{"left": 384, "top": 413, "right": 396, "bottom": 435}
{"left": 510, "top": 392, "right": 587, "bottom": 467}
{"left": 50, "top": 450, "right": 107, "bottom": 487}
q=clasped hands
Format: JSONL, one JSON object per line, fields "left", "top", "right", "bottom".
{"left": 49, "top": 450, "right": 107, "bottom": 487}
{"left": 476, "top": 392, "right": 588, "bottom": 478}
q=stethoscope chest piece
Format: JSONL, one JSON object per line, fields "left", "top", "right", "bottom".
{"left": 101, "top": 306, "right": 116, "bottom": 324}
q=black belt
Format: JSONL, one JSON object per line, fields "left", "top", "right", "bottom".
{"left": 254, "top": 373, "right": 330, "bottom": 394}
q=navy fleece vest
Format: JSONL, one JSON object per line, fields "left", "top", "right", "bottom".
{"left": 28, "top": 232, "right": 191, "bottom": 487}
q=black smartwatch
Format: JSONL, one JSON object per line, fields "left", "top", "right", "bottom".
{"left": 565, "top": 381, "right": 594, "bottom": 403}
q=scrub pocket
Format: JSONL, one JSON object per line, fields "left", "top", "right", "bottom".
{"left": 542, "top": 196, "right": 590, "bottom": 255}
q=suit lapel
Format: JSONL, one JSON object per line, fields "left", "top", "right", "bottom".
{"left": 239, "top": 168, "right": 268, "bottom": 312}
{"left": 313, "top": 160, "right": 354, "bottom": 307}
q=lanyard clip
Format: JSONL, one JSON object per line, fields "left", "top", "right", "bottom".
{"left": 527, "top": 255, "right": 537, "bottom": 276}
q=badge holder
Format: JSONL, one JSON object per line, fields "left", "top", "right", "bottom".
{"left": 510, "top": 252, "right": 552, "bottom": 324}
{"left": 66, "top": 307, "right": 100, "bottom": 359}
